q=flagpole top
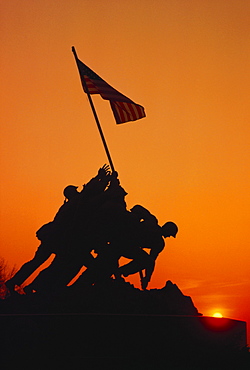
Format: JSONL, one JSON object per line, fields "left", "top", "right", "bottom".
{"left": 72, "top": 46, "right": 78, "bottom": 58}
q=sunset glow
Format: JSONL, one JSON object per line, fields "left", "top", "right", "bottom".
{"left": 213, "top": 312, "right": 223, "bottom": 318}
{"left": 1, "top": 0, "right": 250, "bottom": 344}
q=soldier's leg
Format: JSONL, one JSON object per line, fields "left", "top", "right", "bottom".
{"left": 72, "top": 248, "right": 119, "bottom": 288}
{"left": 54, "top": 251, "right": 96, "bottom": 288}
{"left": 118, "top": 247, "right": 153, "bottom": 277}
{"left": 25, "top": 257, "right": 61, "bottom": 293}
{"left": 5, "top": 243, "right": 53, "bottom": 291}
{"left": 28, "top": 251, "right": 96, "bottom": 294}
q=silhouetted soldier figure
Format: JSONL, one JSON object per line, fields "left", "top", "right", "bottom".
{"left": 72, "top": 201, "right": 177, "bottom": 290}
{"left": 70, "top": 171, "right": 131, "bottom": 288}
{"left": 23, "top": 165, "right": 114, "bottom": 294}
{"left": 118, "top": 205, "right": 178, "bottom": 289}
{"left": 5, "top": 165, "right": 110, "bottom": 294}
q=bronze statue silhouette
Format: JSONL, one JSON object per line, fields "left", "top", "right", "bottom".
{"left": 22, "top": 169, "right": 126, "bottom": 294}
{"left": 71, "top": 200, "right": 178, "bottom": 290}
{"left": 5, "top": 165, "right": 111, "bottom": 294}
{"left": 5, "top": 166, "right": 178, "bottom": 295}
{"left": 118, "top": 206, "right": 178, "bottom": 290}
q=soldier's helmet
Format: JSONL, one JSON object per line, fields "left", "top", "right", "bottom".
{"left": 161, "top": 222, "right": 178, "bottom": 238}
{"left": 63, "top": 185, "right": 78, "bottom": 200}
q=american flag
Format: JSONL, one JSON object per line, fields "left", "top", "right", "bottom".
{"left": 74, "top": 54, "right": 146, "bottom": 124}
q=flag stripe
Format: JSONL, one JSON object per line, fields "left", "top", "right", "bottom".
{"left": 111, "top": 101, "right": 145, "bottom": 124}
{"left": 85, "top": 77, "right": 133, "bottom": 102}
{"left": 75, "top": 57, "right": 146, "bottom": 124}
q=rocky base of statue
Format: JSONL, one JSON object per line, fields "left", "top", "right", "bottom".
{"left": 1, "top": 280, "right": 249, "bottom": 369}
{"left": 0, "top": 279, "right": 201, "bottom": 316}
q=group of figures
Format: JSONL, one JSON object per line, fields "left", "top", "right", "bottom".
{"left": 6, "top": 165, "right": 178, "bottom": 295}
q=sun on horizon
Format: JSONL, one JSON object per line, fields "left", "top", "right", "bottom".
{"left": 213, "top": 312, "right": 223, "bottom": 318}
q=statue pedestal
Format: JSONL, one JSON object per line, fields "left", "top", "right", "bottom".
{"left": 0, "top": 313, "right": 247, "bottom": 368}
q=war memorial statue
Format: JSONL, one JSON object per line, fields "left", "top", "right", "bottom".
{"left": 1, "top": 50, "right": 248, "bottom": 368}
{"left": 1, "top": 169, "right": 248, "bottom": 369}
{"left": 5, "top": 165, "right": 178, "bottom": 297}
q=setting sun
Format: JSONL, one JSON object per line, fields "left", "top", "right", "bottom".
{"left": 213, "top": 312, "right": 223, "bottom": 318}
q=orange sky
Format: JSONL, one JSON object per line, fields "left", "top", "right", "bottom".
{"left": 1, "top": 1, "right": 250, "bottom": 342}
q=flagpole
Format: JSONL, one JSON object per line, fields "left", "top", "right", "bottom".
{"left": 72, "top": 46, "right": 115, "bottom": 172}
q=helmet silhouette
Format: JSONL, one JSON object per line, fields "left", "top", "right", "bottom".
{"left": 63, "top": 185, "right": 78, "bottom": 200}
{"left": 162, "top": 222, "right": 178, "bottom": 238}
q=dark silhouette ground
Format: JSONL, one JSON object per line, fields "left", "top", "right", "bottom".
{"left": 1, "top": 279, "right": 249, "bottom": 369}
{"left": 0, "top": 279, "right": 201, "bottom": 315}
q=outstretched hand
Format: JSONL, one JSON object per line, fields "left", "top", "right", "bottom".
{"left": 98, "top": 164, "right": 111, "bottom": 178}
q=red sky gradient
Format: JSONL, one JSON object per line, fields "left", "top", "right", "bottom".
{"left": 1, "top": 1, "right": 250, "bottom": 342}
